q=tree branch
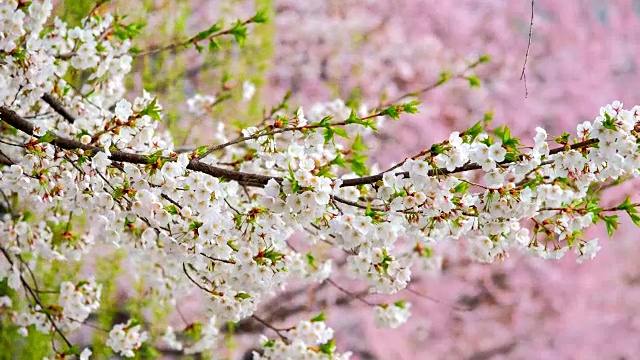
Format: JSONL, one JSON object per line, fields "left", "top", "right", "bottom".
{"left": 0, "top": 105, "right": 601, "bottom": 190}
{"left": 41, "top": 93, "right": 77, "bottom": 123}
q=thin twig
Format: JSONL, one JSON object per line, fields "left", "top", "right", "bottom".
{"left": 520, "top": 0, "right": 535, "bottom": 98}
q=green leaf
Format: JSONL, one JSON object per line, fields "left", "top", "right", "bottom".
{"left": 618, "top": 196, "right": 640, "bottom": 227}
{"left": 345, "top": 109, "right": 359, "bottom": 124}
{"left": 628, "top": 211, "right": 640, "bottom": 228}
{"left": 306, "top": 253, "right": 316, "bottom": 267}
{"left": 227, "top": 240, "right": 239, "bottom": 251}
{"left": 61, "top": 344, "right": 81, "bottom": 356}
{"left": 188, "top": 221, "right": 203, "bottom": 231}
{"left": 555, "top": 132, "right": 571, "bottom": 145}
{"left": 350, "top": 154, "right": 368, "bottom": 176}
{"left": 401, "top": 100, "right": 421, "bottom": 114}
{"left": 194, "top": 145, "right": 208, "bottom": 157}
{"left": 452, "top": 181, "right": 469, "bottom": 194}
{"left": 164, "top": 204, "right": 179, "bottom": 215}
{"left": 602, "top": 215, "right": 619, "bottom": 237}
{"left": 235, "top": 292, "right": 251, "bottom": 300}
{"left": 113, "top": 20, "right": 145, "bottom": 41}
{"left": 140, "top": 97, "right": 162, "bottom": 121}
{"left": 617, "top": 196, "right": 634, "bottom": 211}
{"left": 483, "top": 111, "right": 494, "bottom": 126}
{"left": 315, "top": 167, "right": 335, "bottom": 178}
{"left": 463, "top": 121, "right": 484, "bottom": 143}
{"left": 466, "top": 75, "right": 481, "bottom": 88}
{"left": 230, "top": 20, "right": 248, "bottom": 47}
{"left": 381, "top": 106, "right": 400, "bottom": 120}
{"left": 319, "top": 339, "right": 336, "bottom": 355}
{"left": 193, "top": 22, "right": 223, "bottom": 41}
{"left": 37, "top": 131, "right": 56, "bottom": 143}
{"left": 602, "top": 112, "right": 617, "bottom": 130}
{"left": 318, "top": 115, "right": 333, "bottom": 127}
{"left": 437, "top": 71, "right": 452, "bottom": 85}
{"left": 252, "top": 9, "right": 269, "bottom": 23}
{"left": 310, "top": 312, "right": 326, "bottom": 322}
{"left": 478, "top": 54, "right": 491, "bottom": 63}
{"left": 323, "top": 128, "right": 334, "bottom": 144}
{"left": 352, "top": 133, "right": 368, "bottom": 153}
{"left": 333, "top": 127, "right": 349, "bottom": 139}
{"left": 331, "top": 153, "right": 347, "bottom": 168}
{"left": 393, "top": 300, "right": 406, "bottom": 308}
{"left": 208, "top": 39, "right": 220, "bottom": 51}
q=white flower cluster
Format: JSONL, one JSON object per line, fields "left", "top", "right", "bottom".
{"left": 255, "top": 320, "right": 352, "bottom": 360}
{"left": 162, "top": 326, "right": 184, "bottom": 352}
{"left": 374, "top": 301, "right": 412, "bottom": 329}
{"left": 58, "top": 279, "right": 102, "bottom": 331}
{"left": 13, "top": 305, "right": 50, "bottom": 336}
{"left": 106, "top": 320, "right": 148, "bottom": 357}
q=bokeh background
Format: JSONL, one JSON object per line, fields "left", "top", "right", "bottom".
{"left": 49, "top": 1, "right": 640, "bottom": 359}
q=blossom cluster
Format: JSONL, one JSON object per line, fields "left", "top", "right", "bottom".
{"left": 255, "top": 319, "right": 352, "bottom": 360}
{"left": 106, "top": 320, "right": 148, "bottom": 357}
{"left": 374, "top": 301, "right": 412, "bottom": 329}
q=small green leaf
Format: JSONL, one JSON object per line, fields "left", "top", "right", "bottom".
{"left": 452, "top": 181, "right": 470, "bottom": 194}
{"left": 401, "top": 100, "right": 421, "bottom": 114}
{"left": 602, "top": 214, "right": 619, "bottom": 237}
{"left": 393, "top": 300, "right": 406, "bottom": 308}
{"left": 437, "top": 71, "right": 452, "bottom": 85}
{"left": 350, "top": 154, "right": 368, "bottom": 176}
{"left": 37, "top": 131, "right": 56, "bottom": 143}
{"left": 381, "top": 106, "right": 400, "bottom": 120}
{"left": 331, "top": 153, "right": 347, "bottom": 168}
{"left": 230, "top": 20, "right": 248, "bottom": 47}
{"left": 333, "top": 127, "right": 349, "bottom": 139}
{"left": 188, "top": 221, "right": 203, "bottom": 231}
{"left": 555, "top": 132, "right": 571, "bottom": 145}
{"left": 323, "top": 128, "right": 334, "bottom": 144}
{"left": 164, "top": 204, "right": 179, "bottom": 215}
{"left": 466, "top": 75, "right": 481, "bottom": 88}
{"left": 194, "top": 145, "right": 208, "bottom": 157}
{"left": 208, "top": 39, "right": 220, "bottom": 51}
{"left": 319, "top": 339, "right": 336, "bottom": 355}
{"left": 252, "top": 10, "right": 269, "bottom": 23}
{"left": 310, "top": 312, "right": 326, "bottom": 322}
{"left": 478, "top": 54, "right": 491, "bottom": 63}
{"left": 235, "top": 292, "right": 251, "bottom": 300}
{"left": 463, "top": 121, "right": 484, "bottom": 142}
{"left": 345, "top": 109, "right": 359, "bottom": 124}
{"left": 352, "top": 133, "right": 368, "bottom": 153}
{"left": 140, "top": 97, "right": 162, "bottom": 121}
{"left": 193, "top": 22, "right": 223, "bottom": 41}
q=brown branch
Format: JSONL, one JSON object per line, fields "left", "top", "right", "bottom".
{"left": 0, "top": 105, "right": 601, "bottom": 191}
{"left": 0, "top": 106, "right": 279, "bottom": 186}
{"left": 325, "top": 278, "right": 376, "bottom": 307}
{"left": 133, "top": 17, "right": 256, "bottom": 58}
{"left": 41, "top": 93, "right": 77, "bottom": 123}
{"left": 341, "top": 139, "right": 598, "bottom": 187}
{"left": 520, "top": 0, "right": 535, "bottom": 98}
{"left": 379, "top": 56, "right": 487, "bottom": 109}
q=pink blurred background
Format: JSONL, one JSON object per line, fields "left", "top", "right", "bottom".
{"left": 253, "top": 1, "right": 640, "bottom": 359}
